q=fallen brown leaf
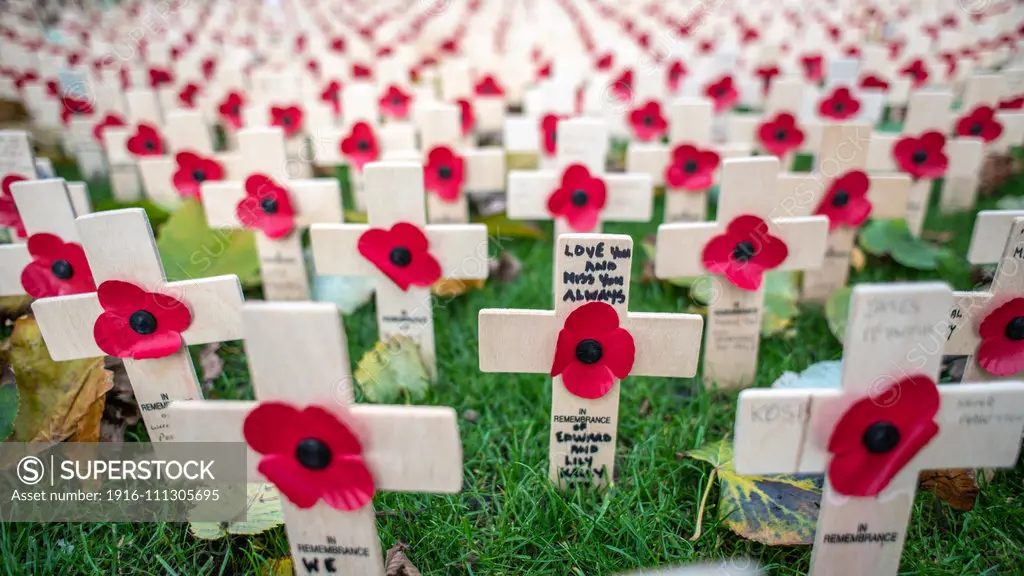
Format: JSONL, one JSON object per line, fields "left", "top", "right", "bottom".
{"left": 100, "top": 357, "right": 140, "bottom": 443}
{"left": 979, "top": 154, "right": 1022, "bottom": 197}
{"left": 432, "top": 278, "right": 486, "bottom": 298}
{"left": 199, "top": 343, "right": 224, "bottom": 392}
{"left": 919, "top": 469, "right": 979, "bottom": 511}
{"left": 849, "top": 246, "right": 866, "bottom": 271}
{"left": 489, "top": 251, "right": 522, "bottom": 283}
{"left": 384, "top": 542, "right": 423, "bottom": 576}
{"left": 638, "top": 398, "right": 651, "bottom": 416}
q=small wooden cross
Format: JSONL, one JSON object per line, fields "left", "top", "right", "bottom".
{"left": 502, "top": 80, "right": 576, "bottom": 166}
{"left": 734, "top": 282, "right": 1024, "bottom": 576}
{"left": 0, "top": 130, "right": 38, "bottom": 240}
{"left": 479, "top": 234, "right": 703, "bottom": 488}
{"left": 417, "top": 102, "right": 505, "bottom": 224}
{"left": 200, "top": 126, "right": 343, "bottom": 301}
{"left": 507, "top": 117, "right": 652, "bottom": 238}
{"left": 31, "top": 208, "right": 245, "bottom": 442}
{"left": 655, "top": 156, "right": 829, "bottom": 389}
{"left": 866, "top": 90, "right": 954, "bottom": 236}
{"left": 937, "top": 74, "right": 1006, "bottom": 213}
{"left": 726, "top": 77, "right": 807, "bottom": 168}
{"left": 777, "top": 124, "right": 912, "bottom": 302}
{"left": 947, "top": 211, "right": 1024, "bottom": 382}
{"left": 168, "top": 301, "right": 462, "bottom": 576}
{"left": 100, "top": 89, "right": 165, "bottom": 202}
{"left": 310, "top": 161, "right": 489, "bottom": 379}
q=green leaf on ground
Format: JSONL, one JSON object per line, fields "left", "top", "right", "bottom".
{"left": 94, "top": 199, "right": 172, "bottom": 230}
{"left": 355, "top": 335, "right": 431, "bottom": 402}
{"left": 762, "top": 271, "right": 799, "bottom": 337}
{"left": 859, "top": 219, "right": 949, "bottom": 270}
{"left": 475, "top": 213, "right": 546, "bottom": 240}
{"left": 825, "top": 286, "right": 853, "bottom": 344}
{"left": 0, "top": 380, "right": 18, "bottom": 441}
{"left": 156, "top": 198, "right": 262, "bottom": 288}
{"left": 190, "top": 483, "right": 284, "bottom": 539}
{"left": 995, "top": 196, "right": 1024, "bottom": 210}
{"left": 686, "top": 438, "right": 822, "bottom": 546}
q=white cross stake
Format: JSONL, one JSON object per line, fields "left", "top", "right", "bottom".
{"left": 0, "top": 179, "right": 94, "bottom": 298}
{"left": 777, "top": 124, "right": 912, "bottom": 302}
{"left": 310, "top": 162, "right": 489, "bottom": 379}
{"left": 168, "top": 302, "right": 462, "bottom": 576}
{"left": 655, "top": 157, "right": 830, "bottom": 389}
{"left": 479, "top": 234, "right": 703, "bottom": 488}
{"left": 31, "top": 208, "right": 245, "bottom": 442}
{"left": 507, "top": 117, "right": 653, "bottom": 239}
{"left": 200, "top": 127, "right": 343, "bottom": 301}
{"left": 417, "top": 102, "right": 505, "bottom": 224}
{"left": 734, "top": 282, "right": 1024, "bottom": 576}
{"left": 0, "top": 130, "right": 39, "bottom": 240}
{"left": 947, "top": 211, "right": 1024, "bottom": 382}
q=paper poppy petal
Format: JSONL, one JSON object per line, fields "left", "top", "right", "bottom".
{"left": 26, "top": 233, "right": 65, "bottom": 261}
{"left": 599, "top": 329, "right": 636, "bottom": 379}
{"left": 319, "top": 458, "right": 375, "bottom": 511}
{"left": 978, "top": 337, "right": 1024, "bottom": 376}
{"left": 724, "top": 260, "right": 767, "bottom": 291}
{"left": 300, "top": 406, "right": 363, "bottom": 455}
{"left": 129, "top": 329, "right": 185, "bottom": 360}
{"left": 564, "top": 207, "right": 600, "bottom": 232}
{"left": 390, "top": 222, "right": 430, "bottom": 252}
{"left": 550, "top": 329, "right": 577, "bottom": 377}
{"left": 829, "top": 420, "right": 938, "bottom": 497}
{"left": 20, "top": 261, "right": 58, "bottom": 298}
{"left": 978, "top": 298, "right": 1024, "bottom": 339}
{"left": 93, "top": 312, "right": 142, "bottom": 358}
{"left": 98, "top": 280, "right": 148, "bottom": 311}
{"left": 244, "top": 402, "right": 304, "bottom": 455}
{"left": 564, "top": 301, "right": 621, "bottom": 335}
{"left": 261, "top": 214, "right": 296, "bottom": 239}
{"left": 148, "top": 293, "right": 192, "bottom": 333}
{"left": 561, "top": 361, "right": 616, "bottom": 400}
{"left": 258, "top": 454, "right": 322, "bottom": 508}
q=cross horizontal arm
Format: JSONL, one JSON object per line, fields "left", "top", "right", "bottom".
{"left": 967, "top": 211, "right": 1024, "bottom": 264}
{"left": 32, "top": 276, "right": 244, "bottom": 361}
{"left": 604, "top": 174, "right": 653, "bottom": 222}
{"left": 733, "top": 388, "right": 838, "bottom": 476}
{"left": 463, "top": 148, "right": 506, "bottom": 193}
{"left": 945, "top": 291, "right": 991, "bottom": 355}
{"left": 310, "top": 224, "right": 489, "bottom": 279}
{"left": 654, "top": 217, "right": 829, "bottom": 278}
{"left": 0, "top": 245, "right": 30, "bottom": 295}
{"left": 201, "top": 179, "right": 343, "bottom": 229}
{"left": 10, "top": 179, "right": 80, "bottom": 240}
{"left": 507, "top": 170, "right": 556, "bottom": 220}
{"left": 866, "top": 175, "right": 912, "bottom": 220}
{"left": 625, "top": 144, "right": 669, "bottom": 187}
{"left": 775, "top": 173, "right": 910, "bottom": 220}
{"left": 168, "top": 402, "right": 464, "bottom": 492}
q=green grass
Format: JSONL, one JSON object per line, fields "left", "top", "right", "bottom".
{"left": 2, "top": 158, "right": 1023, "bottom": 575}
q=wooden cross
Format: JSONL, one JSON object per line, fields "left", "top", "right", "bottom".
{"left": 417, "top": 102, "right": 505, "bottom": 224}
{"left": 866, "top": 90, "right": 953, "bottom": 236}
{"left": 0, "top": 130, "right": 38, "bottom": 240}
{"left": 947, "top": 211, "right": 1024, "bottom": 382}
{"left": 168, "top": 301, "right": 462, "bottom": 576}
{"left": 100, "top": 89, "right": 165, "bottom": 202}
{"left": 310, "top": 161, "right": 489, "bottom": 379}
{"left": 479, "top": 233, "right": 703, "bottom": 488}
{"left": 507, "top": 117, "right": 652, "bottom": 238}
{"left": 31, "top": 208, "right": 245, "bottom": 442}
{"left": 734, "top": 282, "right": 1024, "bottom": 576}
{"left": 655, "top": 157, "right": 829, "bottom": 389}
{"left": 200, "top": 126, "right": 343, "bottom": 301}
{"left": 777, "top": 124, "right": 912, "bottom": 302}
{"left": 936, "top": 74, "right": 1005, "bottom": 213}
{"left": 502, "top": 80, "right": 577, "bottom": 167}
{"left": 726, "top": 77, "right": 807, "bottom": 168}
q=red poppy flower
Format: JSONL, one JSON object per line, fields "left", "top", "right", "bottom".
{"left": 456, "top": 98, "right": 475, "bottom": 137}
{"left": 701, "top": 214, "right": 788, "bottom": 290}
{"left": 827, "top": 375, "right": 940, "bottom": 497}
{"left": 801, "top": 54, "right": 824, "bottom": 82}
{"left": 814, "top": 170, "right": 871, "bottom": 230}
{"left": 818, "top": 87, "right": 861, "bottom": 121}
{"left": 976, "top": 297, "right": 1024, "bottom": 376}
{"left": 665, "top": 144, "right": 720, "bottom": 191}
{"left": 667, "top": 60, "right": 686, "bottom": 92}
{"left": 594, "top": 53, "right": 613, "bottom": 71}
{"left": 357, "top": 222, "right": 441, "bottom": 291}
{"left": 956, "top": 106, "right": 1003, "bottom": 143}
{"left": 270, "top": 105, "right": 303, "bottom": 138}
{"left": 352, "top": 63, "right": 373, "bottom": 79}
{"left": 755, "top": 65, "right": 780, "bottom": 96}
{"left": 243, "top": 402, "right": 375, "bottom": 511}
{"left": 627, "top": 100, "right": 668, "bottom": 142}
{"left": 540, "top": 113, "right": 561, "bottom": 157}
{"left": 704, "top": 75, "right": 738, "bottom": 113}
{"left": 610, "top": 69, "right": 633, "bottom": 102}
{"left": 329, "top": 36, "right": 345, "bottom": 53}
{"left": 237, "top": 174, "right": 296, "bottom": 239}
{"left": 0, "top": 174, "right": 28, "bottom": 238}
{"left": 320, "top": 80, "right": 341, "bottom": 117}
{"left": 14, "top": 70, "right": 37, "bottom": 90}
{"left": 546, "top": 164, "right": 607, "bottom": 233}
{"left": 20, "top": 233, "right": 95, "bottom": 298}
{"left": 698, "top": 39, "right": 715, "bottom": 54}
{"left": 474, "top": 75, "right": 504, "bottom": 97}
{"left": 536, "top": 61, "right": 552, "bottom": 81}
{"left": 379, "top": 85, "right": 412, "bottom": 120}
{"left": 126, "top": 123, "right": 165, "bottom": 157}
{"left": 218, "top": 91, "right": 245, "bottom": 129}
{"left": 550, "top": 302, "right": 635, "bottom": 400}
{"left": 859, "top": 74, "right": 890, "bottom": 91}
{"left": 845, "top": 45, "right": 862, "bottom": 58}
{"left": 148, "top": 67, "right": 174, "bottom": 88}
{"left": 306, "top": 59, "right": 320, "bottom": 79}
{"left": 201, "top": 57, "right": 216, "bottom": 80}
{"left": 93, "top": 280, "right": 192, "bottom": 360}
{"left": 757, "top": 113, "right": 805, "bottom": 157}
{"left": 900, "top": 59, "right": 929, "bottom": 89}
{"left": 172, "top": 152, "right": 224, "bottom": 200}
{"left": 340, "top": 121, "right": 379, "bottom": 171}
{"left": 423, "top": 146, "right": 465, "bottom": 202}
{"left": 1000, "top": 96, "right": 1024, "bottom": 111}
{"left": 60, "top": 95, "right": 93, "bottom": 125}
{"left": 893, "top": 131, "right": 948, "bottom": 179}
{"left": 92, "top": 113, "right": 125, "bottom": 143}
{"left": 45, "top": 79, "right": 58, "bottom": 97}
{"left": 178, "top": 83, "right": 199, "bottom": 108}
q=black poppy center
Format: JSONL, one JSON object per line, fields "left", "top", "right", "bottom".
{"left": 438, "top": 165, "right": 453, "bottom": 180}
{"left": 732, "top": 241, "right": 756, "bottom": 262}
{"left": 642, "top": 115, "right": 654, "bottom": 126}
{"left": 294, "top": 438, "right": 332, "bottom": 470}
{"left": 832, "top": 190, "right": 850, "bottom": 207}
{"left": 129, "top": 310, "right": 157, "bottom": 335}
{"left": 774, "top": 129, "right": 788, "bottom": 142}
{"left": 862, "top": 421, "right": 900, "bottom": 454}
{"left": 969, "top": 123, "right": 983, "bottom": 136}
{"left": 192, "top": 169, "right": 206, "bottom": 182}
{"left": 911, "top": 150, "right": 928, "bottom": 164}
{"left": 575, "top": 339, "right": 603, "bottom": 364}
{"left": 144, "top": 140, "right": 155, "bottom": 151}
{"left": 230, "top": 105, "right": 240, "bottom": 116}
{"left": 833, "top": 102, "right": 845, "bottom": 113}
{"left": 281, "top": 116, "right": 292, "bottom": 126}
{"left": 260, "top": 198, "right": 279, "bottom": 214}
{"left": 391, "top": 96, "right": 402, "bottom": 106}
{"left": 683, "top": 160, "right": 698, "bottom": 173}
{"left": 50, "top": 259, "right": 73, "bottom": 280}
{"left": 715, "top": 87, "right": 726, "bottom": 97}
{"left": 571, "top": 188, "right": 589, "bottom": 207}
{"left": 389, "top": 246, "right": 412, "bottom": 267}
{"left": 358, "top": 140, "right": 370, "bottom": 151}
{"left": 1004, "top": 316, "right": 1024, "bottom": 341}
